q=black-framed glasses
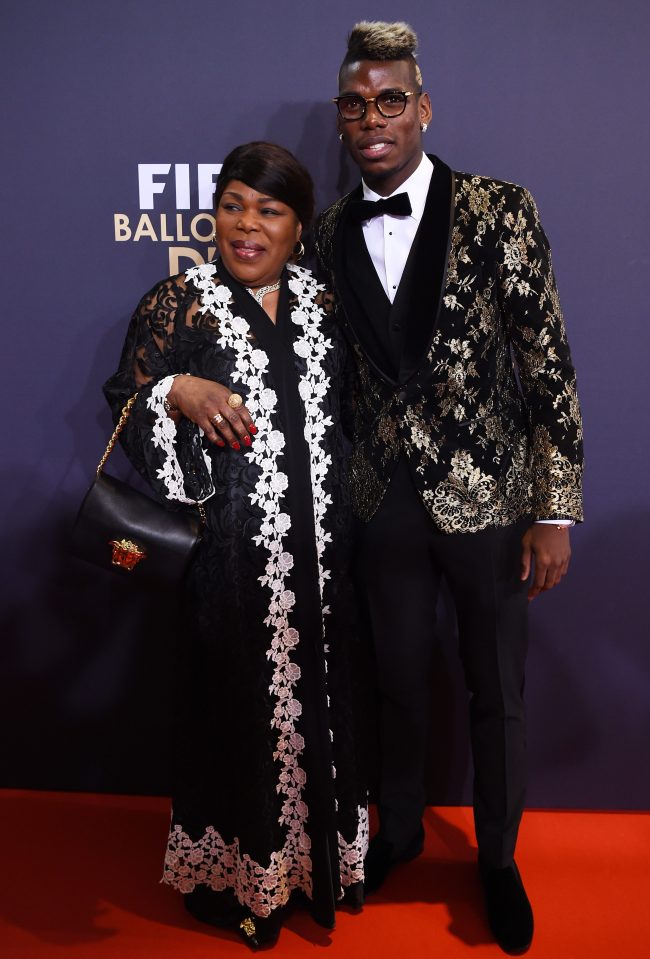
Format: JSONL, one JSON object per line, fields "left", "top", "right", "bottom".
{"left": 332, "top": 90, "right": 415, "bottom": 122}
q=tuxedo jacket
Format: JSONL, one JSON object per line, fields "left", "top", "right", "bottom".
{"left": 315, "top": 155, "right": 584, "bottom": 533}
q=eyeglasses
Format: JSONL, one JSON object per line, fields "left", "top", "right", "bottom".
{"left": 332, "top": 90, "right": 415, "bottom": 122}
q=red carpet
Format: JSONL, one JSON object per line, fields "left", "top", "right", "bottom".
{"left": 1, "top": 790, "right": 648, "bottom": 957}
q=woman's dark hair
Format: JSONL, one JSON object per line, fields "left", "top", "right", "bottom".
{"left": 214, "top": 141, "right": 315, "bottom": 231}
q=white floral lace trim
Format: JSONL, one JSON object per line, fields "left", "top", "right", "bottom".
{"left": 287, "top": 265, "right": 334, "bottom": 613}
{"left": 163, "top": 824, "right": 312, "bottom": 915}
{"left": 338, "top": 805, "right": 369, "bottom": 888}
{"left": 146, "top": 374, "right": 214, "bottom": 504}
{"left": 287, "top": 265, "right": 339, "bottom": 784}
{"left": 161, "top": 262, "right": 338, "bottom": 916}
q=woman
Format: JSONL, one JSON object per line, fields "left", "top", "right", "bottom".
{"left": 104, "top": 142, "right": 367, "bottom": 948}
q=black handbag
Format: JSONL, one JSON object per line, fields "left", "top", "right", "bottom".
{"left": 71, "top": 395, "right": 205, "bottom": 586}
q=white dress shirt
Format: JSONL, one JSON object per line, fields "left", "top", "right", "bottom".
{"left": 361, "top": 153, "right": 433, "bottom": 304}
{"left": 360, "top": 152, "right": 571, "bottom": 528}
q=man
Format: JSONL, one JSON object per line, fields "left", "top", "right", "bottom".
{"left": 315, "top": 21, "right": 583, "bottom": 955}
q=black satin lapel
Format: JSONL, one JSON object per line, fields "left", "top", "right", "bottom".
{"left": 348, "top": 227, "right": 392, "bottom": 319}
{"left": 398, "top": 156, "right": 455, "bottom": 383}
{"left": 332, "top": 184, "right": 361, "bottom": 290}
{"left": 332, "top": 188, "right": 358, "bottom": 326}
{"left": 334, "top": 188, "right": 399, "bottom": 385}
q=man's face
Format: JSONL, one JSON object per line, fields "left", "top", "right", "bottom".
{"left": 337, "top": 59, "right": 432, "bottom": 196}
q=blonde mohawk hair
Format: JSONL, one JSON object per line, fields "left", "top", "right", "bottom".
{"left": 343, "top": 21, "right": 423, "bottom": 87}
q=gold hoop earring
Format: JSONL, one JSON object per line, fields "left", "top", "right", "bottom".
{"left": 293, "top": 240, "right": 305, "bottom": 261}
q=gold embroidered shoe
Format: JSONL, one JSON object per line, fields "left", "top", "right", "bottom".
{"left": 238, "top": 915, "right": 260, "bottom": 950}
{"left": 237, "top": 911, "right": 284, "bottom": 950}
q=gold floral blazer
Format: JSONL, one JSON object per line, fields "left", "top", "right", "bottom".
{"left": 315, "top": 155, "right": 584, "bottom": 533}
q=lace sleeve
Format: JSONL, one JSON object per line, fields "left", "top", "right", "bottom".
{"left": 103, "top": 275, "right": 214, "bottom": 505}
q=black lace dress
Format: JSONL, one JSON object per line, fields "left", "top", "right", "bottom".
{"left": 103, "top": 260, "right": 367, "bottom": 934}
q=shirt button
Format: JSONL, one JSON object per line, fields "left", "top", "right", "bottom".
{"left": 393, "top": 323, "right": 402, "bottom": 332}
{"left": 397, "top": 390, "right": 407, "bottom": 402}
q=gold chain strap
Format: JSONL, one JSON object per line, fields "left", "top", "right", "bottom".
{"left": 96, "top": 392, "right": 207, "bottom": 527}
{"left": 96, "top": 394, "right": 138, "bottom": 476}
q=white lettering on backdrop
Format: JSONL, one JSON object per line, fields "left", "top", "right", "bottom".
{"left": 116, "top": 163, "right": 223, "bottom": 273}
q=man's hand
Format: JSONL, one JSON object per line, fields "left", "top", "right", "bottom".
{"left": 521, "top": 524, "right": 572, "bottom": 600}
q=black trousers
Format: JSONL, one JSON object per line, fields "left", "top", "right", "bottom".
{"left": 356, "top": 459, "right": 530, "bottom": 868}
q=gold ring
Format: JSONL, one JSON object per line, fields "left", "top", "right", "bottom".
{"left": 227, "top": 393, "right": 244, "bottom": 410}
{"left": 212, "top": 412, "right": 225, "bottom": 425}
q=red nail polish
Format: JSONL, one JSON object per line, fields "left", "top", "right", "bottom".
{"left": 216, "top": 440, "right": 225, "bottom": 447}
{"left": 232, "top": 441, "right": 241, "bottom": 451}
{"left": 248, "top": 424, "right": 258, "bottom": 435}
{"left": 243, "top": 435, "right": 252, "bottom": 446}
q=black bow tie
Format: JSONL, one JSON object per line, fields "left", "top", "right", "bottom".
{"left": 348, "top": 192, "right": 412, "bottom": 222}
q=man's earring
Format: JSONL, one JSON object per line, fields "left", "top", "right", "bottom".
{"left": 420, "top": 123, "right": 428, "bottom": 132}
{"left": 338, "top": 133, "right": 343, "bottom": 142}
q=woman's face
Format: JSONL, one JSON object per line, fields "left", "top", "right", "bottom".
{"left": 214, "top": 179, "right": 302, "bottom": 289}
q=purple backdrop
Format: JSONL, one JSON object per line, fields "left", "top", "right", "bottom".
{"left": 1, "top": 0, "right": 648, "bottom": 808}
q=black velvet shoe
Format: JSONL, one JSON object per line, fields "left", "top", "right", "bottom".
{"left": 364, "top": 827, "right": 425, "bottom": 894}
{"left": 479, "top": 860, "right": 534, "bottom": 955}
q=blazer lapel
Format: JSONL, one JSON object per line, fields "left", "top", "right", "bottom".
{"left": 333, "top": 186, "right": 399, "bottom": 385}
{"left": 398, "top": 155, "right": 455, "bottom": 384}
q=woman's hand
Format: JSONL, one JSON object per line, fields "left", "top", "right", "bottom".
{"left": 167, "top": 375, "right": 256, "bottom": 450}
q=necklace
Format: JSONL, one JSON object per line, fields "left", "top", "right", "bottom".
{"left": 246, "top": 280, "right": 281, "bottom": 305}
